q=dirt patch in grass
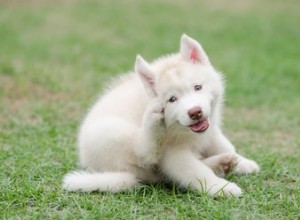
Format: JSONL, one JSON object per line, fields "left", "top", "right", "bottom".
{"left": 1, "top": 74, "right": 68, "bottom": 103}
{"left": 224, "top": 107, "right": 299, "bottom": 154}
{"left": 0, "top": 74, "right": 72, "bottom": 126}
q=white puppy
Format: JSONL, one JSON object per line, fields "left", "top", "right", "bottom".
{"left": 63, "top": 34, "right": 259, "bottom": 197}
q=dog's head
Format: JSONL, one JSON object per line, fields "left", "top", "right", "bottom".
{"left": 135, "top": 34, "right": 224, "bottom": 133}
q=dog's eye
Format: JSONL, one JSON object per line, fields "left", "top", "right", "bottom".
{"left": 194, "top": 85, "right": 202, "bottom": 91}
{"left": 168, "top": 96, "right": 177, "bottom": 103}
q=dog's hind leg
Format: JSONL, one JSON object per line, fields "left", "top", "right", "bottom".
{"left": 134, "top": 98, "right": 166, "bottom": 167}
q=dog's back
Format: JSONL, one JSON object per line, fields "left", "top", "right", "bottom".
{"left": 82, "top": 73, "right": 148, "bottom": 127}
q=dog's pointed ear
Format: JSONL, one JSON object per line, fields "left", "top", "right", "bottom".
{"left": 180, "top": 34, "right": 210, "bottom": 66}
{"left": 135, "top": 55, "right": 156, "bottom": 97}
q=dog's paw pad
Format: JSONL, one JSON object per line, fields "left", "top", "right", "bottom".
{"left": 222, "top": 164, "right": 230, "bottom": 173}
{"left": 219, "top": 153, "right": 238, "bottom": 174}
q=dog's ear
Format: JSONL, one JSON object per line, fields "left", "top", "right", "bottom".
{"left": 135, "top": 55, "right": 157, "bottom": 97}
{"left": 180, "top": 34, "right": 210, "bottom": 66}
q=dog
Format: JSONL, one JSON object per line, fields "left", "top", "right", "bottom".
{"left": 63, "top": 34, "right": 260, "bottom": 197}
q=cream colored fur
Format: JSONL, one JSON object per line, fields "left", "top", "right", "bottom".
{"left": 63, "top": 34, "right": 259, "bottom": 197}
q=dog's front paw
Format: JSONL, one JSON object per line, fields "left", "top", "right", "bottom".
{"left": 207, "top": 179, "right": 242, "bottom": 197}
{"left": 233, "top": 157, "right": 260, "bottom": 174}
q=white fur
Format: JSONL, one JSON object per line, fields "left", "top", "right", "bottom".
{"left": 63, "top": 34, "right": 259, "bottom": 197}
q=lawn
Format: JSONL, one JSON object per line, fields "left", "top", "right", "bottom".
{"left": 0, "top": 0, "right": 299, "bottom": 219}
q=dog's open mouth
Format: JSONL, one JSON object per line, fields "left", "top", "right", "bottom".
{"left": 188, "top": 119, "right": 209, "bottom": 133}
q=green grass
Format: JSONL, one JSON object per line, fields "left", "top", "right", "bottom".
{"left": 1, "top": 0, "right": 299, "bottom": 219}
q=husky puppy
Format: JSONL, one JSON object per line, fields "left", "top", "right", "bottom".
{"left": 63, "top": 34, "right": 259, "bottom": 197}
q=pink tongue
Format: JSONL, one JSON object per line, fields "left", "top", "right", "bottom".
{"left": 189, "top": 119, "right": 209, "bottom": 132}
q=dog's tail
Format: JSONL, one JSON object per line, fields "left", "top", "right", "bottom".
{"left": 62, "top": 171, "right": 138, "bottom": 192}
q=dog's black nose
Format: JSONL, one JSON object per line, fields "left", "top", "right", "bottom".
{"left": 188, "top": 107, "right": 202, "bottom": 120}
